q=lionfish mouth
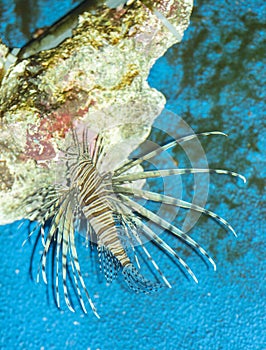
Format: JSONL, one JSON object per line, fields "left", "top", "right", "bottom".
{"left": 22, "top": 128, "right": 246, "bottom": 318}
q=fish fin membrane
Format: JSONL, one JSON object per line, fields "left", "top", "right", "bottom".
{"left": 122, "top": 264, "right": 161, "bottom": 294}
{"left": 98, "top": 246, "right": 121, "bottom": 283}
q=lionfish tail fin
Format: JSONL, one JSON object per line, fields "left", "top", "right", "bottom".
{"left": 122, "top": 264, "right": 161, "bottom": 294}
{"left": 98, "top": 246, "right": 121, "bottom": 283}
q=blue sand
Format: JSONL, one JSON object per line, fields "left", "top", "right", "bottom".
{"left": 0, "top": 1, "right": 265, "bottom": 349}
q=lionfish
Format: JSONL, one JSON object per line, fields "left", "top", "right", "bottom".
{"left": 23, "top": 128, "right": 245, "bottom": 318}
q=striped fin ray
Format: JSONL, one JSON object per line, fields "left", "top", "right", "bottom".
{"left": 117, "top": 215, "right": 141, "bottom": 269}
{"left": 65, "top": 151, "right": 80, "bottom": 183}
{"left": 45, "top": 216, "right": 64, "bottom": 310}
{"left": 22, "top": 220, "right": 47, "bottom": 248}
{"left": 115, "top": 185, "right": 238, "bottom": 237}
{"left": 24, "top": 195, "right": 57, "bottom": 222}
{"left": 49, "top": 196, "right": 99, "bottom": 317}
{"left": 114, "top": 131, "right": 227, "bottom": 176}
{"left": 92, "top": 134, "right": 105, "bottom": 166}
{"left": 85, "top": 221, "right": 96, "bottom": 250}
{"left": 38, "top": 197, "right": 61, "bottom": 247}
{"left": 23, "top": 185, "right": 60, "bottom": 211}
{"left": 120, "top": 215, "right": 172, "bottom": 288}
{"left": 68, "top": 207, "right": 99, "bottom": 318}
{"left": 122, "top": 263, "right": 162, "bottom": 294}
{"left": 70, "top": 127, "right": 90, "bottom": 160}
{"left": 81, "top": 128, "right": 90, "bottom": 155}
{"left": 53, "top": 200, "right": 82, "bottom": 313}
{"left": 69, "top": 255, "right": 87, "bottom": 313}
{"left": 55, "top": 230, "right": 62, "bottom": 309}
{"left": 59, "top": 200, "right": 75, "bottom": 313}
{"left": 130, "top": 214, "right": 198, "bottom": 283}
{"left": 117, "top": 193, "right": 216, "bottom": 273}
{"left": 106, "top": 200, "right": 163, "bottom": 293}
{"left": 113, "top": 168, "right": 246, "bottom": 183}
{"left": 23, "top": 187, "right": 61, "bottom": 246}
{"left": 118, "top": 196, "right": 199, "bottom": 283}
{"left": 65, "top": 209, "right": 89, "bottom": 314}
{"left": 41, "top": 193, "right": 70, "bottom": 284}
{"left": 64, "top": 129, "right": 84, "bottom": 184}
{"left": 65, "top": 129, "right": 93, "bottom": 181}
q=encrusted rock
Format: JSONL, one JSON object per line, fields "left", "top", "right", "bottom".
{"left": 0, "top": 0, "right": 193, "bottom": 223}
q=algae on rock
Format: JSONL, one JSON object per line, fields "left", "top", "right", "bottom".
{"left": 0, "top": 0, "right": 193, "bottom": 223}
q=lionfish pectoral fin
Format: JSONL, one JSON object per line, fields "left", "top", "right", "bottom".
{"left": 122, "top": 264, "right": 162, "bottom": 294}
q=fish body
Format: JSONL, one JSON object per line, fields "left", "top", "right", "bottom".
{"left": 71, "top": 154, "right": 130, "bottom": 267}
{"left": 24, "top": 130, "right": 245, "bottom": 317}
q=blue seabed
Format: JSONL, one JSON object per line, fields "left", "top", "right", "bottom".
{"left": 0, "top": 0, "right": 265, "bottom": 349}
